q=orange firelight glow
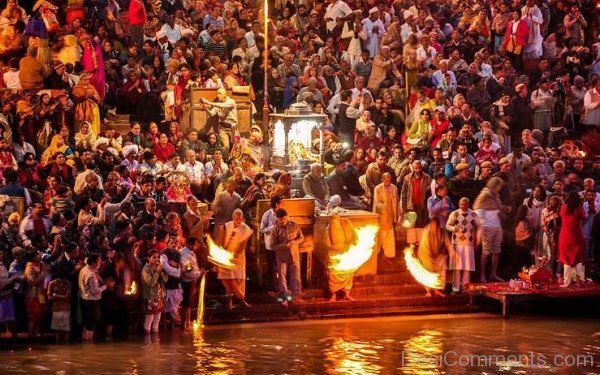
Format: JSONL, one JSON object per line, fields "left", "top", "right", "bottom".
{"left": 329, "top": 225, "right": 379, "bottom": 273}
{"left": 404, "top": 247, "right": 443, "bottom": 289}
{"left": 207, "top": 236, "right": 237, "bottom": 270}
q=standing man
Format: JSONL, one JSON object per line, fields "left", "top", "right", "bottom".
{"left": 202, "top": 88, "right": 237, "bottom": 152}
{"left": 446, "top": 198, "right": 479, "bottom": 293}
{"left": 335, "top": 90, "right": 363, "bottom": 147}
{"left": 373, "top": 173, "right": 398, "bottom": 258}
{"left": 260, "top": 196, "right": 284, "bottom": 294}
{"left": 582, "top": 77, "right": 600, "bottom": 127}
{"left": 179, "top": 237, "right": 203, "bottom": 330}
{"left": 521, "top": 0, "right": 544, "bottom": 59}
{"left": 217, "top": 209, "right": 253, "bottom": 310}
{"left": 362, "top": 8, "right": 385, "bottom": 58}
{"left": 400, "top": 160, "right": 432, "bottom": 246}
{"left": 324, "top": 0, "right": 353, "bottom": 32}
{"left": 211, "top": 179, "right": 241, "bottom": 240}
{"left": 270, "top": 209, "right": 304, "bottom": 306}
{"left": 473, "top": 177, "right": 509, "bottom": 282}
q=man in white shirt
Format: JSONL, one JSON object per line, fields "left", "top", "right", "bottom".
{"left": 432, "top": 59, "right": 457, "bottom": 87}
{"left": 582, "top": 77, "right": 600, "bottom": 126}
{"left": 324, "top": 0, "right": 352, "bottom": 32}
{"left": 400, "top": 11, "right": 416, "bottom": 44}
{"left": 184, "top": 149, "right": 206, "bottom": 197}
{"left": 2, "top": 58, "right": 20, "bottom": 91}
{"left": 362, "top": 8, "right": 385, "bottom": 58}
{"left": 244, "top": 21, "right": 262, "bottom": 48}
{"left": 260, "top": 196, "right": 283, "bottom": 292}
{"left": 416, "top": 34, "right": 437, "bottom": 68}
{"left": 350, "top": 76, "right": 373, "bottom": 101}
{"left": 160, "top": 16, "right": 182, "bottom": 47}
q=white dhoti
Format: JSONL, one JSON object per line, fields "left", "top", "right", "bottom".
{"left": 380, "top": 227, "right": 396, "bottom": 257}
{"left": 164, "top": 288, "right": 183, "bottom": 318}
{"left": 449, "top": 245, "right": 475, "bottom": 271}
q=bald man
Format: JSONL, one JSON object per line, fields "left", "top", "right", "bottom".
{"left": 202, "top": 88, "right": 238, "bottom": 152}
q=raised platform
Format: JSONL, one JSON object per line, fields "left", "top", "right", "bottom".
{"left": 466, "top": 282, "right": 600, "bottom": 319}
{"left": 200, "top": 256, "right": 486, "bottom": 324}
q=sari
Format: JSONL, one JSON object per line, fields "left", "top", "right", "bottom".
{"left": 72, "top": 80, "right": 101, "bottom": 134}
{"left": 40, "top": 134, "right": 73, "bottom": 166}
{"left": 74, "top": 124, "right": 98, "bottom": 151}
{"left": 81, "top": 40, "right": 106, "bottom": 101}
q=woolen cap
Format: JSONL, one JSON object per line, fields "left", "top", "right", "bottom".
{"left": 480, "top": 161, "right": 492, "bottom": 169}
{"left": 455, "top": 163, "right": 469, "bottom": 172}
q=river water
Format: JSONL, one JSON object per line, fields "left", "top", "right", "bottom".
{"left": 2, "top": 314, "right": 600, "bottom": 374}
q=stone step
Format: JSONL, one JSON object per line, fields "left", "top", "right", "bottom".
{"left": 354, "top": 272, "right": 417, "bottom": 286}
{"left": 209, "top": 284, "right": 429, "bottom": 305}
{"left": 202, "top": 294, "right": 480, "bottom": 324}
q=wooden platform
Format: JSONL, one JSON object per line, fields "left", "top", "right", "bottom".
{"left": 466, "top": 282, "right": 600, "bottom": 319}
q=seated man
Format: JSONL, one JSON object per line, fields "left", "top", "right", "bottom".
{"left": 302, "top": 163, "right": 329, "bottom": 209}
{"left": 327, "top": 158, "right": 367, "bottom": 210}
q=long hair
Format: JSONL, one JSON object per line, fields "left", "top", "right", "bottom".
{"left": 527, "top": 184, "right": 547, "bottom": 208}
{"left": 565, "top": 191, "right": 581, "bottom": 213}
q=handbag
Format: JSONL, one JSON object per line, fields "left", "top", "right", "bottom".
{"left": 506, "top": 35, "right": 522, "bottom": 55}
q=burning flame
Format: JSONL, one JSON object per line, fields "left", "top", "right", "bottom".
{"left": 404, "top": 247, "right": 443, "bottom": 289}
{"left": 207, "top": 235, "right": 237, "bottom": 270}
{"left": 329, "top": 225, "right": 379, "bottom": 273}
{"left": 124, "top": 281, "right": 137, "bottom": 296}
{"left": 192, "top": 273, "right": 207, "bottom": 331}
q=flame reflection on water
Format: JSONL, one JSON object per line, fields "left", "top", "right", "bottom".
{"left": 402, "top": 329, "right": 444, "bottom": 375}
{"left": 322, "top": 333, "right": 384, "bottom": 374}
{"left": 193, "top": 330, "right": 247, "bottom": 374}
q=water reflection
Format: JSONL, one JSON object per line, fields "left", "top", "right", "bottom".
{"left": 322, "top": 327, "right": 384, "bottom": 374}
{"left": 193, "top": 328, "right": 249, "bottom": 374}
{"left": 2, "top": 315, "right": 600, "bottom": 374}
{"left": 402, "top": 329, "right": 444, "bottom": 375}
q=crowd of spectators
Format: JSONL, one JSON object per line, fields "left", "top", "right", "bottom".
{"left": 0, "top": 0, "right": 599, "bottom": 342}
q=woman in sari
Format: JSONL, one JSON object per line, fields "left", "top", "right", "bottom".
{"left": 173, "top": 63, "right": 192, "bottom": 131}
{"left": 407, "top": 108, "right": 432, "bottom": 150}
{"left": 204, "top": 132, "right": 227, "bottom": 161}
{"left": 74, "top": 121, "right": 97, "bottom": 152}
{"left": 168, "top": 121, "right": 184, "bottom": 149}
{"left": 40, "top": 134, "right": 74, "bottom": 167}
{"left": 45, "top": 152, "right": 74, "bottom": 187}
{"left": 72, "top": 72, "right": 101, "bottom": 134}
{"left": 80, "top": 32, "right": 106, "bottom": 101}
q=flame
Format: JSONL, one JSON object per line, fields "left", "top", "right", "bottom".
{"left": 124, "top": 281, "right": 137, "bottom": 296}
{"left": 207, "top": 235, "right": 237, "bottom": 270}
{"left": 404, "top": 247, "right": 443, "bottom": 289}
{"left": 329, "top": 225, "right": 379, "bottom": 273}
{"left": 193, "top": 273, "right": 207, "bottom": 331}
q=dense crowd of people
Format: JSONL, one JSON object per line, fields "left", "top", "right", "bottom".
{"left": 0, "top": 0, "right": 599, "bottom": 343}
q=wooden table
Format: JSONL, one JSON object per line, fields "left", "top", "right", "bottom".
{"left": 467, "top": 282, "right": 600, "bottom": 319}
